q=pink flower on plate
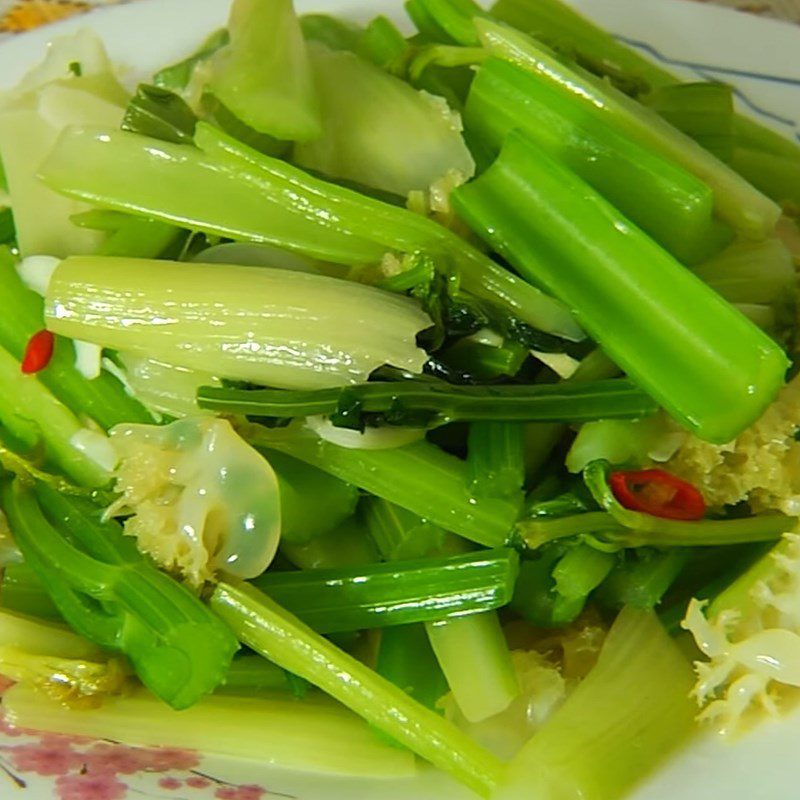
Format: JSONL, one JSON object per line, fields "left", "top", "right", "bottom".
{"left": 186, "top": 776, "right": 211, "bottom": 788}
{"left": 7, "top": 738, "right": 81, "bottom": 776}
{"left": 215, "top": 785, "right": 267, "bottom": 800}
{"left": 82, "top": 742, "right": 151, "bottom": 775}
{"left": 0, "top": 675, "right": 16, "bottom": 694}
{"left": 55, "top": 772, "right": 128, "bottom": 800}
{"left": 158, "top": 776, "right": 183, "bottom": 791}
{"left": 137, "top": 746, "right": 200, "bottom": 773}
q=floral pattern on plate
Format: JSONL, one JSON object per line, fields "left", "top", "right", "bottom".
{"left": 0, "top": 699, "right": 289, "bottom": 800}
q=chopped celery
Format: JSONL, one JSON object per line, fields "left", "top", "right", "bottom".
{"left": 475, "top": 18, "right": 781, "bottom": 240}
{"left": 280, "top": 512, "right": 380, "bottom": 570}
{"left": 511, "top": 543, "right": 614, "bottom": 627}
{"left": 268, "top": 450, "right": 359, "bottom": 546}
{"left": 732, "top": 148, "right": 800, "bottom": 209}
{"left": 695, "top": 239, "right": 796, "bottom": 305}
{"left": 217, "top": 654, "right": 295, "bottom": 696}
{"left": 517, "top": 508, "right": 789, "bottom": 550}
{"left": 0, "top": 32, "right": 128, "bottom": 257}
{"left": 377, "top": 623, "right": 449, "bottom": 711}
{"left": 250, "top": 548, "right": 518, "bottom": 633}
{"left": 427, "top": 612, "right": 519, "bottom": 722}
{"left": 0, "top": 206, "right": 14, "bottom": 244}
{"left": 1, "top": 562, "right": 62, "bottom": 621}
{"left": 489, "top": 0, "right": 800, "bottom": 175}
{"left": 211, "top": 580, "right": 505, "bottom": 796}
{"left": 121, "top": 84, "right": 196, "bottom": 144}
{"left": 3, "top": 683, "right": 415, "bottom": 778}
{"left": 596, "top": 548, "right": 690, "bottom": 610}
{"left": 452, "top": 132, "right": 789, "bottom": 443}
{"left": 523, "top": 348, "right": 620, "bottom": 483}
{"left": 248, "top": 423, "right": 521, "bottom": 547}
{"left": 0, "top": 345, "right": 110, "bottom": 487}
{"left": 40, "top": 125, "right": 582, "bottom": 341}
{"left": 2, "top": 480, "right": 239, "bottom": 709}
{"left": 95, "top": 216, "right": 185, "bottom": 259}
{"left": 0, "top": 607, "right": 102, "bottom": 660}
{"left": 153, "top": 28, "right": 229, "bottom": 93}
{"left": 300, "top": 14, "right": 363, "bottom": 51}
{"left": 566, "top": 414, "right": 685, "bottom": 474}
{"left": 644, "top": 82, "right": 734, "bottom": 162}
{"left": 208, "top": 0, "right": 321, "bottom": 141}
{"left": 0, "top": 250, "right": 153, "bottom": 432}
{"left": 494, "top": 608, "right": 695, "bottom": 800}
{"left": 465, "top": 58, "right": 733, "bottom": 264}
{"left": 198, "top": 378, "right": 659, "bottom": 425}
{"left": 412, "top": 0, "right": 485, "bottom": 45}
{"left": 44, "top": 256, "right": 431, "bottom": 390}
{"left": 357, "top": 16, "right": 410, "bottom": 72}
{"left": 115, "top": 354, "right": 217, "bottom": 418}
{"left": 363, "top": 497, "right": 456, "bottom": 561}
{"left": 467, "top": 421, "right": 525, "bottom": 499}
{"left": 294, "top": 43, "right": 475, "bottom": 197}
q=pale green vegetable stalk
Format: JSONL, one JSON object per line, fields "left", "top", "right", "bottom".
{"left": 44, "top": 256, "right": 431, "bottom": 390}
{"left": 115, "top": 354, "right": 220, "bottom": 418}
{"left": 0, "top": 345, "right": 110, "bottom": 487}
{"left": 294, "top": 43, "right": 475, "bottom": 196}
{"left": 208, "top": 0, "right": 321, "bottom": 141}
{"left": 427, "top": 612, "right": 519, "bottom": 723}
{"left": 0, "top": 607, "right": 102, "bottom": 660}
{"left": 475, "top": 18, "right": 781, "bottom": 240}
{"left": 0, "top": 30, "right": 126, "bottom": 257}
{"left": 494, "top": 608, "right": 696, "bottom": 800}
{"left": 3, "top": 683, "right": 415, "bottom": 778}
{"left": 211, "top": 580, "right": 506, "bottom": 797}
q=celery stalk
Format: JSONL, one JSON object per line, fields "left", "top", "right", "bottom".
{"left": 268, "top": 450, "right": 359, "bottom": 546}
{"left": 694, "top": 239, "right": 796, "bottom": 305}
{"left": 2, "top": 480, "right": 239, "bottom": 709}
{"left": 208, "top": 0, "right": 321, "bottom": 141}
{"left": 376, "top": 623, "right": 449, "bottom": 711}
{"left": 364, "top": 497, "right": 456, "bottom": 561}
{"left": 467, "top": 421, "right": 525, "bottom": 499}
{"left": 489, "top": 0, "right": 800, "bottom": 170}
{"left": 294, "top": 43, "right": 475, "bottom": 196}
{"left": 40, "top": 125, "right": 581, "bottom": 340}
{"left": 0, "top": 563, "right": 62, "bottom": 621}
{"left": 249, "top": 424, "right": 521, "bottom": 547}
{"left": 3, "top": 683, "right": 415, "bottom": 778}
{"left": 0, "top": 346, "right": 110, "bottom": 487}
{"left": 211, "top": 580, "right": 506, "bottom": 796}
{"left": 300, "top": 14, "right": 363, "bottom": 51}
{"left": 494, "top": 607, "right": 695, "bottom": 800}
{"left": 280, "top": 513, "right": 380, "bottom": 570}
{"left": 0, "top": 607, "right": 102, "bottom": 660}
{"left": 44, "top": 256, "right": 431, "bottom": 391}
{"left": 452, "top": 132, "right": 789, "bottom": 443}
{"left": 427, "top": 612, "right": 519, "bottom": 722}
{"left": 475, "top": 18, "right": 781, "bottom": 240}
{"left": 732, "top": 148, "right": 800, "bottom": 208}
{"left": 465, "top": 58, "right": 732, "bottom": 264}
{"left": 0, "top": 248, "right": 152, "bottom": 429}
{"left": 250, "top": 548, "right": 519, "bottom": 633}
{"left": 199, "top": 379, "right": 658, "bottom": 424}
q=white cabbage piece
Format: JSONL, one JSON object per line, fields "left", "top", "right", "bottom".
{"left": 107, "top": 417, "right": 281, "bottom": 587}
{"left": 682, "top": 531, "right": 800, "bottom": 735}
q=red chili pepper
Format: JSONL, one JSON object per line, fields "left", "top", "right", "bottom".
{"left": 21, "top": 330, "right": 55, "bottom": 375}
{"left": 609, "top": 468, "right": 706, "bottom": 521}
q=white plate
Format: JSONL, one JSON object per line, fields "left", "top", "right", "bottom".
{"left": 0, "top": 2, "right": 799, "bottom": 799}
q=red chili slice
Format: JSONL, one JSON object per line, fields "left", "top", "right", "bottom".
{"left": 609, "top": 468, "right": 706, "bottom": 521}
{"left": 21, "top": 330, "right": 55, "bottom": 375}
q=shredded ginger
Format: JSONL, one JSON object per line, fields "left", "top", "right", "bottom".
{"left": 682, "top": 531, "right": 800, "bottom": 735}
{"left": 665, "top": 373, "right": 800, "bottom": 515}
